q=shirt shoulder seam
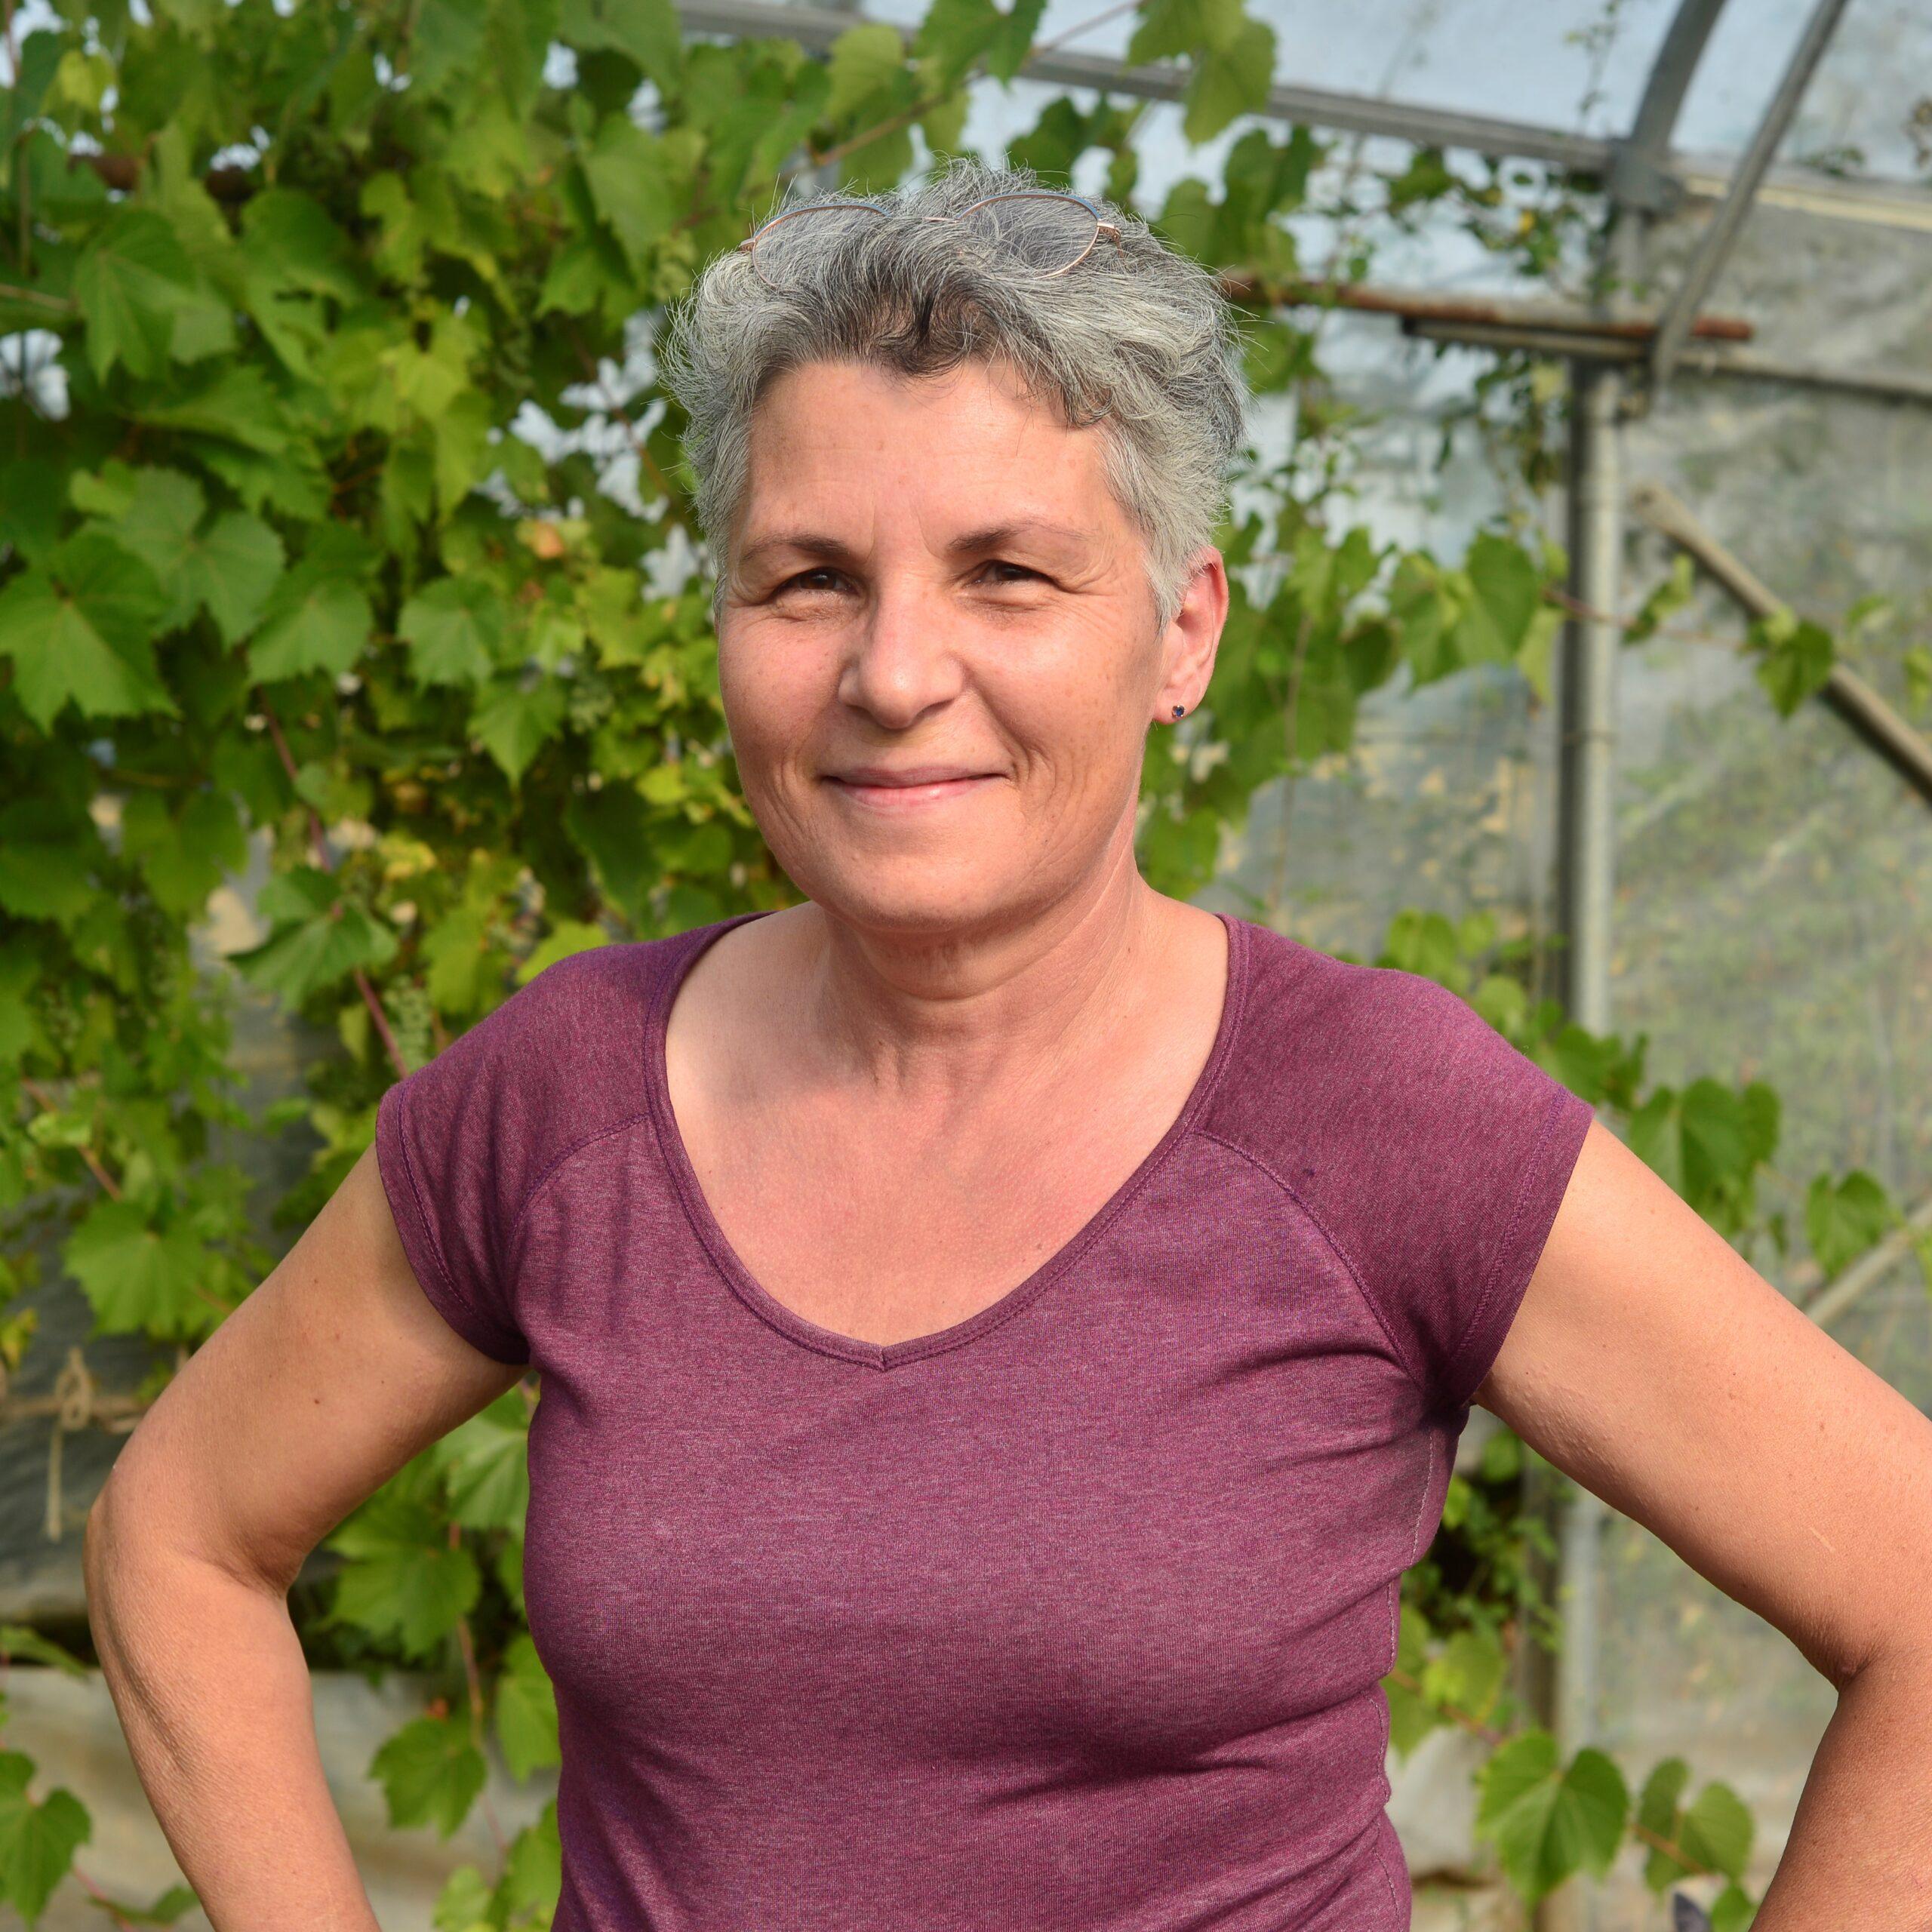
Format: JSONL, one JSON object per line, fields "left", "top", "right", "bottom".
{"left": 497, "top": 939, "right": 669, "bottom": 1260}
{"left": 1191, "top": 1121, "right": 1432, "bottom": 1402}
{"left": 505, "top": 1107, "right": 657, "bottom": 1260}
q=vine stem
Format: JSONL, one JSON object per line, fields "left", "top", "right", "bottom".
{"left": 451, "top": 1522, "right": 509, "bottom": 1860}
{"left": 63, "top": 1866, "right": 140, "bottom": 1929}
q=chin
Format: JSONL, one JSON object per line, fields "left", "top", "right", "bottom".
{"left": 786, "top": 858, "right": 1024, "bottom": 937}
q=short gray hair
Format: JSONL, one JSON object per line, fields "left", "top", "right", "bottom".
{"left": 657, "top": 156, "right": 1253, "bottom": 635}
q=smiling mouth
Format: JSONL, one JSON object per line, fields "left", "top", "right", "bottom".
{"left": 823, "top": 774, "right": 1000, "bottom": 808}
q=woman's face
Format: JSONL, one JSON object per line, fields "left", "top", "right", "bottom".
{"left": 715, "top": 356, "right": 1226, "bottom": 937}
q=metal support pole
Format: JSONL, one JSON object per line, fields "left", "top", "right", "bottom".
{"left": 1608, "top": 0, "right": 1736, "bottom": 216}
{"left": 1528, "top": 358, "right": 1623, "bottom": 1932}
{"left": 1558, "top": 366, "right": 1623, "bottom": 1039}
{"left": 1649, "top": 0, "right": 1854, "bottom": 388}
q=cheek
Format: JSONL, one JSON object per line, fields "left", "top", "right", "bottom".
{"left": 986, "top": 642, "right": 1143, "bottom": 779}
{"left": 717, "top": 631, "right": 830, "bottom": 761}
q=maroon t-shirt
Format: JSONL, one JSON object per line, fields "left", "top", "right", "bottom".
{"left": 375, "top": 909, "right": 1593, "bottom": 1932}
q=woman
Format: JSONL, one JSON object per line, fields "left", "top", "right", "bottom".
{"left": 85, "top": 158, "right": 1932, "bottom": 1930}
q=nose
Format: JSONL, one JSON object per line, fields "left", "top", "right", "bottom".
{"left": 835, "top": 574, "right": 968, "bottom": 729}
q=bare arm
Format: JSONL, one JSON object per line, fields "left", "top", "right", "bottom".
{"left": 83, "top": 1143, "right": 527, "bottom": 1932}
{"left": 1480, "top": 1119, "right": 1932, "bottom": 1923}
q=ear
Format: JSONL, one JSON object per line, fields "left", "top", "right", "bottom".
{"left": 1150, "top": 546, "right": 1230, "bottom": 724}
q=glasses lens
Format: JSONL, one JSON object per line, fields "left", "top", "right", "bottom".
{"left": 748, "top": 202, "right": 888, "bottom": 287}
{"left": 956, "top": 193, "right": 1100, "bottom": 274}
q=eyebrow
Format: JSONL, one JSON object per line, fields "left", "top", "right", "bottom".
{"left": 736, "top": 519, "right": 1095, "bottom": 573}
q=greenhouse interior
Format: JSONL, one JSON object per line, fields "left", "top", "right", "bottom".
{"left": 1, "top": 0, "right": 1928, "bottom": 1927}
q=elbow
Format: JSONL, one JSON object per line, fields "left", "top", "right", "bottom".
{"left": 82, "top": 1475, "right": 131, "bottom": 1658}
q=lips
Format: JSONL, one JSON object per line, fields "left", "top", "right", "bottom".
{"left": 829, "top": 767, "right": 992, "bottom": 786}
{"left": 824, "top": 769, "right": 1000, "bottom": 808}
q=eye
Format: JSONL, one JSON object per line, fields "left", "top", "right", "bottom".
{"left": 979, "top": 561, "right": 1042, "bottom": 586}
{"left": 776, "top": 568, "right": 847, "bottom": 596}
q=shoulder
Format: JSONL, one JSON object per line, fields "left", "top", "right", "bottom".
{"left": 1203, "top": 918, "right": 1518, "bottom": 1158}
{"left": 1198, "top": 917, "right": 1594, "bottom": 1412}
{"left": 378, "top": 931, "right": 688, "bottom": 1235}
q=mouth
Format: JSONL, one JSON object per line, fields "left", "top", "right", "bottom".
{"left": 823, "top": 771, "right": 1002, "bottom": 810}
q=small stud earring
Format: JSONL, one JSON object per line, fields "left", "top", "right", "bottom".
{"left": 1171, "top": 704, "right": 1186, "bottom": 718}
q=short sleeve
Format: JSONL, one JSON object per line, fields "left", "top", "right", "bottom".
{"left": 377, "top": 1007, "right": 531, "bottom": 1366}
{"left": 1362, "top": 973, "right": 1596, "bottom": 1417}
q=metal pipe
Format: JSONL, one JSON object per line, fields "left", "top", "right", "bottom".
{"left": 1218, "top": 274, "right": 1754, "bottom": 343}
{"left": 1609, "top": 0, "right": 1736, "bottom": 214}
{"left": 1629, "top": 482, "right": 1932, "bottom": 808}
{"left": 673, "top": 0, "right": 1615, "bottom": 168}
{"left": 1649, "top": 0, "right": 1856, "bottom": 388}
{"left": 672, "top": 2, "right": 1932, "bottom": 237}
{"left": 1400, "top": 320, "right": 1932, "bottom": 409}
{"left": 1539, "top": 360, "right": 1625, "bottom": 1932}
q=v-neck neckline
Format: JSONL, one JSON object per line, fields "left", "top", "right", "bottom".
{"left": 643, "top": 906, "right": 1251, "bottom": 1373}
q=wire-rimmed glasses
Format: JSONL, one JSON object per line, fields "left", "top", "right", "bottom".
{"left": 736, "top": 190, "right": 1123, "bottom": 290}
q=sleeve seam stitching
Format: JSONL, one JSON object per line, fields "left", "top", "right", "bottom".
{"left": 1440, "top": 1080, "right": 1571, "bottom": 1407}
{"left": 390, "top": 1083, "right": 520, "bottom": 1357}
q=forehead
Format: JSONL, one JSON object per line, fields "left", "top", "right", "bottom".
{"left": 737, "top": 358, "right": 1122, "bottom": 549}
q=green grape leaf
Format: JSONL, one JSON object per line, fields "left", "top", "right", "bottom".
{"left": 63, "top": 1198, "right": 210, "bottom": 1340}
{"left": 470, "top": 676, "right": 571, "bottom": 786}
{"left": 237, "top": 188, "right": 365, "bottom": 301}
{"left": 401, "top": 577, "right": 509, "bottom": 689}
{"left": 225, "top": 866, "right": 400, "bottom": 1003}
{"left": 1806, "top": 1169, "right": 1896, "bottom": 1278}
{"left": 0, "top": 1752, "right": 90, "bottom": 1924}
{"left": 558, "top": 0, "right": 681, "bottom": 90}
{"left": 118, "top": 788, "right": 250, "bottom": 920}
{"left": 500, "top": 1799, "right": 564, "bottom": 1917}
{"left": 1419, "top": 1627, "right": 1507, "bottom": 1726}
{"left": 72, "top": 207, "right": 200, "bottom": 380}
{"left": 0, "top": 801, "right": 103, "bottom": 930}
{"left": 247, "top": 568, "right": 374, "bottom": 682}
{"left": 1475, "top": 1730, "right": 1629, "bottom": 1906}
{"left": 188, "top": 510, "right": 287, "bottom": 644}
{"left": 408, "top": 0, "right": 491, "bottom": 97}
{"left": 1127, "top": 0, "right": 1247, "bottom": 63}
{"left": 1181, "top": 14, "right": 1275, "bottom": 143}
{"left": 1638, "top": 1756, "right": 1754, "bottom": 1888}
{"left": 432, "top": 1863, "right": 496, "bottom": 1932}
{"left": 98, "top": 464, "right": 205, "bottom": 623}
{"left": 494, "top": 1632, "right": 560, "bottom": 1779}
{"left": 579, "top": 116, "right": 676, "bottom": 271}
{"left": 494, "top": 1534, "right": 528, "bottom": 1622}
{"left": 0, "top": 457, "right": 67, "bottom": 565}
{"left": 435, "top": 1394, "right": 531, "bottom": 1532}
{"left": 1454, "top": 531, "right": 1544, "bottom": 666}
{"left": 1709, "top": 1880, "right": 1758, "bottom": 1930}
{"left": 0, "top": 531, "right": 176, "bottom": 730}
{"left": 1679, "top": 1779, "right": 1754, "bottom": 1883}
{"left": 1626, "top": 551, "right": 1696, "bottom": 644}
{"left": 914, "top": 0, "right": 1047, "bottom": 88}
{"left": 1751, "top": 614, "right": 1835, "bottom": 716}
{"left": 328, "top": 1490, "right": 481, "bottom": 1661}
{"left": 827, "top": 21, "right": 906, "bottom": 122}
{"left": 134, "top": 361, "right": 295, "bottom": 456}
{"left": 369, "top": 1712, "right": 487, "bottom": 1837}
{"left": 563, "top": 781, "right": 655, "bottom": 928}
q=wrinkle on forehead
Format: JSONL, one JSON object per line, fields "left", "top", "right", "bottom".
{"left": 734, "top": 358, "right": 1127, "bottom": 578}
